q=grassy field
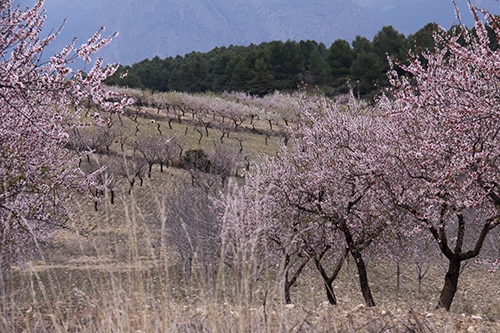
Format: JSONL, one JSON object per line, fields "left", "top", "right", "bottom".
{"left": 115, "top": 102, "right": 285, "bottom": 157}
{"left": 2, "top": 96, "right": 499, "bottom": 332}
{"left": 4, "top": 177, "right": 499, "bottom": 332}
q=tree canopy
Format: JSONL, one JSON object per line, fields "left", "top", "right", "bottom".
{"left": 0, "top": 0, "right": 131, "bottom": 271}
{"left": 106, "top": 19, "right": 499, "bottom": 99}
{"left": 220, "top": 3, "right": 499, "bottom": 311}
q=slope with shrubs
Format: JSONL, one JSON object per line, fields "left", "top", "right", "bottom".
{"left": 3, "top": 87, "right": 498, "bottom": 332}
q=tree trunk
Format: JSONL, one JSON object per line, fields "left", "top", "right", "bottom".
{"left": 128, "top": 180, "right": 135, "bottom": 194}
{"left": 311, "top": 247, "right": 347, "bottom": 306}
{"left": 396, "top": 260, "right": 401, "bottom": 292}
{"left": 284, "top": 281, "right": 292, "bottom": 304}
{"left": 283, "top": 254, "right": 292, "bottom": 304}
{"left": 283, "top": 254, "right": 309, "bottom": 304}
{"left": 324, "top": 281, "right": 337, "bottom": 305}
{"left": 340, "top": 221, "right": 376, "bottom": 307}
{"left": 148, "top": 163, "right": 153, "bottom": 178}
{"left": 283, "top": 271, "right": 293, "bottom": 304}
{"left": 417, "top": 265, "right": 423, "bottom": 297}
{"left": 351, "top": 249, "right": 376, "bottom": 307}
{"left": 427, "top": 212, "right": 494, "bottom": 311}
{"left": 436, "top": 257, "right": 461, "bottom": 311}
{"left": 416, "top": 262, "right": 429, "bottom": 297}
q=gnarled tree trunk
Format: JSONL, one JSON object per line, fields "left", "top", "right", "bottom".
{"left": 350, "top": 248, "right": 376, "bottom": 307}
{"left": 436, "top": 257, "right": 461, "bottom": 311}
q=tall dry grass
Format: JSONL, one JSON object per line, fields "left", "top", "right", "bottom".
{"left": 1, "top": 173, "right": 498, "bottom": 332}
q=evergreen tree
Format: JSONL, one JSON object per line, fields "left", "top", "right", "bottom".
{"left": 327, "top": 39, "right": 354, "bottom": 92}
{"left": 306, "top": 47, "right": 332, "bottom": 87}
{"left": 269, "top": 40, "right": 305, "bottom": 90}
{"left": 350, "top": 51, "right": 384, "bottom": 96}
{"left": 247, "top": 56, "right": 275, "bottom": 96}
{"left": 352, "top": 35, "right": 373, "bottom": 54}
{"left": 229, "top": 53, "right": 252, "bottom": 92}
{"left": 133, "top": 56, "right": 168, "bottom": 91}
{"left": 372, "top": 26, "right": 408, "bottom": 63}
{"left": 408, "top": 23, "right": 439, "bottom": 55}
{"left": 212, "top": 47, "right": 232, "bottom": 91}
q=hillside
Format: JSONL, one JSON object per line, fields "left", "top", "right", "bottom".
{"left": 6, "top": 89, "right": 499, "bottom": 332}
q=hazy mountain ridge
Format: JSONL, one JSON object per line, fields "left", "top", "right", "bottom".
{"left": 38, "top": 0, "right": 379, "bottom": 65}
{"left": 25, "top": 0, "right": 500, "bottom": 65}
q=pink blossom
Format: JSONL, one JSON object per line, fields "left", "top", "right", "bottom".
{"left": 0, "top": 0, "right": 130, "bottom": 268}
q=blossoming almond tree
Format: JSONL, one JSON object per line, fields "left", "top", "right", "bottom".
{"left": 225, "top": 95, "right": 393, "bottom": 307}
{"left": 379, "top": 3, "right": 499, "bottom": 311}
{"left": 0, "top": 0, "right": 132, "bottom": 279}
{"left": 278, "top": 97, "right": 395, "bottom": 307}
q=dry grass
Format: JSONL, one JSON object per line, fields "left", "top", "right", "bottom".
{"left": 1, "top": 173, "right": 498, "bottom": 332}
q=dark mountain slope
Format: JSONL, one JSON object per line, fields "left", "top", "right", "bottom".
{"left": 39, "top": 0, "right": 380, "bottom": 65}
